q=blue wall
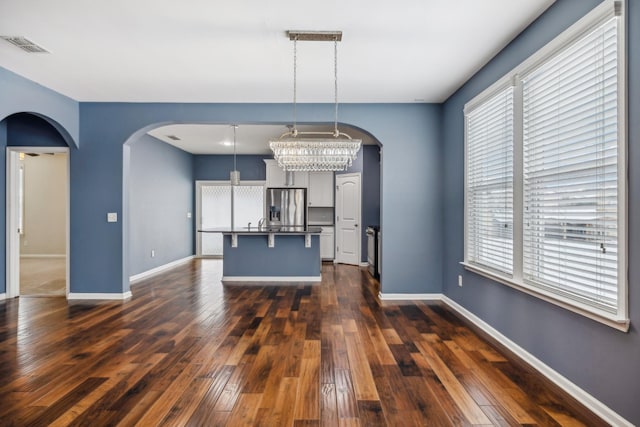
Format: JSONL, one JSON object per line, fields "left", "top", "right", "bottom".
{"left": 361, "top": 146, "right": 381, "bottom": 262}
{"left": 0, "top": 67, "right": 79, "bottom": 148}
{"left": 75, "top": 102, "right": 442, "bottom": 296}
{"left": 194, "top": 154, "right": 270, "bottom": 181}
{"left": 7, "top": 113, "right": 68, "bottom": 147}
{"left": 442, "top": 0, "right": 639, "bottom": 423}
{"left": 128, "top": 134, "right": 194, "bottom": 276}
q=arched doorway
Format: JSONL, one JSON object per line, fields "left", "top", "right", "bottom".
{"left": 3, "top": 113, "right": 71, "bottom": 298}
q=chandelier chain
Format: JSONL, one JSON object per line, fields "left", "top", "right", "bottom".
{"left": 334, "top": 39, "right": 338, "bottom": 136}
{"left": 233, "top": 124, "right": 237, "bottom": 170}
{"left": 293, "top": 37, "right": 298, "bottom": 133}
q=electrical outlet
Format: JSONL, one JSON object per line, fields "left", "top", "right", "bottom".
{"left": 151, "top": 250, "right": 155, "bottom": 258}
{"left": 458, "top": 274, "right": 463, "bottom": 287}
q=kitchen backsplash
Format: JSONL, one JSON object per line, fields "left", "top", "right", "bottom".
{"left": 308, "top": 207, "right": 334, "bottom": 225}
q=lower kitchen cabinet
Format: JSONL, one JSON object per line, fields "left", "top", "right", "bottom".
{"left": 320, "top": 226, "right": 335, "bottom": 260}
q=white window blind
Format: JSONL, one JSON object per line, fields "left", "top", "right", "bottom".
{"left": 522, "top": 16, "right": 619, "bottom": 313}
{"left": 466, "top": 87, "right": 514, "bottom": 274}
{"left": 198, "top": 182, "right": 265, "bottom": 256}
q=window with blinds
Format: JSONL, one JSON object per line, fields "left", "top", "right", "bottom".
{"left": 463, "top": 1, "right": 626, "bottom": 328}
{"left": 522, "top": 16, "right": 619, "bottom": 314}
{"left": 465, "top": 87, "right": 514, "bottom": 275}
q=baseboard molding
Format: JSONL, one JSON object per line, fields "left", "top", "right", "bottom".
{"left": 129, "top": 255, "right": 194, "bottom": 284}
{"left": 359, "top": 262, "right": 369, "bottom": 268}
{"left": 379, "top": 292, "right": 444, "bottom": 301}
{"left": 0, "top": 293, "right": 6, "bottom": 301}
{"left": 67, "top": 292, "right": 132, "bottom": 300}
{"left": 441, "top": 295, "right": 632, "bottom": 427}
{"left": 20, "top": 254, "right": 66, "bottom": 259}
{"left": 222, "top": 276, "right": 322, "bottom": 283}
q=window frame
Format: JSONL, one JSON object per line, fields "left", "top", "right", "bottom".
{"left": 462, "top": 0, "right": 628, "bottom": 331}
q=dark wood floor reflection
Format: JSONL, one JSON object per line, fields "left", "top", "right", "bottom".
{"left": 0, "top": 260, "right": 605, "bottom": 426}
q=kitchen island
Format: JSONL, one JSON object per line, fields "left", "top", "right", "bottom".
{"left": 199, "top": 226, "right": 322, "bottom": 283}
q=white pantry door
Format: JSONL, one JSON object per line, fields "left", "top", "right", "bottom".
{"left": 335, "top": 173, "right": 361, "bottom": 265}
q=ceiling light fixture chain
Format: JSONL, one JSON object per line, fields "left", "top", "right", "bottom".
{"left": 230, "top": 124, "right": 240, "bottom": 185}
{"left": 334, "top": 38, "right": 339, "bottom": 137}
{"left": 292, "top": 36, "right": 298, "bottom": 137}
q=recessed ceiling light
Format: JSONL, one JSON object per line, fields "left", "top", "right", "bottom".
{"left": 222, "top": 141, "right": 233, "bottom": 146}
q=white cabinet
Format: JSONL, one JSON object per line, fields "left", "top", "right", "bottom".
{"left": 308, "top": 172, "right": 334, "bottom": 207}
{"left": 320, "top": 226, "right": 335, "bottom": 260}
{"left": 264, "top": 159, "right": 308, "bottom": 188}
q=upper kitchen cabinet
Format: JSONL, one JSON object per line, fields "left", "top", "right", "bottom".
{"left": 308, "top": 172, "right": 334, "bottom": 207}
{"left": 264, "top": 159, "right": 308, "bottom": 188}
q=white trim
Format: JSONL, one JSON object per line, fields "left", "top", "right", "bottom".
{"left": 221, "top": 276, "right": 321, "bottom": 283}
{"left": 379, "top": 293, "right": 444, "bottom": 301}
{"left": 129, "top": 255, "right": 194, "bottom": 284}
{"left": 20, "top": 254, "right": 66, "bottom": 259}
{"left": 68, "top": 292, "right": 132, "bottom": 300}
{"left": 0, "top": 293, "right": 6, "bottom": 301}
{"left": 441, "top": 295, "right": 633, "bottom": 427}
{"left": 359, "top": 262, "right": 368, "bottom": 268}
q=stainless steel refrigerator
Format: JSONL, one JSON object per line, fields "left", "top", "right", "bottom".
{"left": 266, "top": 188, "right": 306, "bottom": 228}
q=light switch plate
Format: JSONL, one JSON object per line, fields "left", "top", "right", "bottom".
{"left": 107, "top": 212, "right": 118, "bottom": 223}
{"left": 187, "top": 212, "right": 192, "bottom": 219}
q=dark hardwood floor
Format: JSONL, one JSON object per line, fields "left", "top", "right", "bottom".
{"left": 0, "top": 260, "right": 606, "bottom": 426}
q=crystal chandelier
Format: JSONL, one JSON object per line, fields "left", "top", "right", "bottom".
{"left": 269, "top": 31, "right": 361, "bottom": 172}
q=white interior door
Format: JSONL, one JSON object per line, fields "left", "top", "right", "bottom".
{"left": 335, "top": 173, "right": 361, "bottom": 265}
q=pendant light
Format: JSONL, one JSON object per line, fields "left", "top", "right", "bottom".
{"left": 269, "top": 30, "right": 361, "bottom": 172}
{"left": 230, "top": 124, "right": 240, "bottom": 185}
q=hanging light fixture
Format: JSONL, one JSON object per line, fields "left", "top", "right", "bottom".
{"left": 230, "top": 124, "right": 240, "bottom": 185}
{"left": 269, "top": 30, "right": 361, "bottom": 172}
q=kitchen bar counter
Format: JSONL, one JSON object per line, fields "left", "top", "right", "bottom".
{"left": 198, "top": 227, "right": 321, "bottom": 283}
{"left": 199, "top": 226, "right": 322, "bottom": 234}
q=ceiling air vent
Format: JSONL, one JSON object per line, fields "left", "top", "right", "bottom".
{"left": 166, "top": 135, "right": 181, "bottom": 141}
{"left": 1, "top": 36, "right": 50, "bottom": 53}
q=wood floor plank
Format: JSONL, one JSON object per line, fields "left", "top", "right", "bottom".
{"left": 414, "top": 338, "right": 492, "bottom": 425}
{"left": 224, "top": 392, "right": 262, "bottom": 426}
{"left": 294, "top": 340, "right": 321, "bottom": 421}
{"left": 344, "top": 332, "right": 379, "bottom": 401}
{"left": 0, "top": 260, "right": 608, "bottom": 426}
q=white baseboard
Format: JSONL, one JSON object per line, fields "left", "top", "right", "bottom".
{"left": 68, "top": 292, "right": 132, "bottom": 300}
{"left": 359, "top": 262, "right": 369, "bottom": 268}
{"left": 0, "top": 293, "right": 6, "bottom": 301}
{"left": 379, "top": 292, "right": 444, "bottom": 301}
{"left": 222, "top": 276, "right": 322, "bottom": 283}
{"left": 129, "top": 255, "right": 194, "bottom": 284}
{"left": 20, "top": 254, "right": 66, "bottom": 259}
{"left": 441, "top": 296, "right": 632, "bottom": 427}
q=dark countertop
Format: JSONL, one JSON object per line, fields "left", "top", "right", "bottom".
{"left": 198, "top": 226, "right": 322, "bottom": 234}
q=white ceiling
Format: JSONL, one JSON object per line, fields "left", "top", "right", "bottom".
{"left": 147, "top": 124, "right": 378, "bottom": 155}
{"left": 0, "top": 0, "right": 554, "bottom": 103}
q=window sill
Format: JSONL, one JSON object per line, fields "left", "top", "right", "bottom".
{"left": 460, "top": 262, "right": 630, "bottom": 333}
